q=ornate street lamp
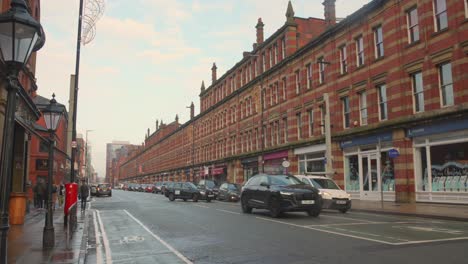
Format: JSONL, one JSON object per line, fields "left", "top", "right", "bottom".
{"left": 41, "top": 94, "right": 63, "bottom": 248}
{"left": 0, "top": 0, "right": 44, "bottom": 260}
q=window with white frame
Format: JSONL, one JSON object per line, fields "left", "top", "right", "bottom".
{"left": 342, "top": 96, "right": 350, "bottom": 128}
{"left": 412, "top": 71, "right": 424, "bottom": 113}
{"left": 320, "top": 105, "right": 325, "bottom": 135}
{"left": 318, "top": 57, "right": 325, "bottom": 84}
{"left": 269, "top": 48, "right": 273, "bottom": 68}
{"left": 274, "top": 44, "right": 278, "bottom": 65}
{"left": 276, "top": 121, "right": 280, "bottom": 145}
{"left": 255, "top": 128, "right": 259, "bottom": 150}
{"left": 269, "top": 86, "right": 273, "bottom": 106}
{"left": 263, "top": 125, "right": 267, "bottom": 147}
{"left": 295, "top": 70, "right": 301, "bottom": 94}
{"left": 254, "top": 59, "right": 258, "bottom": 77}
{"left": 274, "top": 82, "right": 279, "bottom": 104}
{"left": 281, "top": 37, "right": 286, "bottom": 59}
{"left": 262, "top": 52, "right": 266, "bottom": 72}
{"left": 296, "top": 112, "right": 302, "bottom": 139}
{"left": 356, "top": 36, "right": 365, "bottom": 67}
{"left": 248, "top": 63, "right": 252, "bottom": 81}
{"left": 439, "top": 62, "right": 454, "bottom": 106}
{"left": 339, "top": 45, "right": 347, "bottom": 74}
{"left": 308, "top": 109, "right": 314, "bottom": 137}
{"left": 270, "top": 123, "right": 274, "bottom": 146}
{"left": 374, "top": 25, "right": 384, "bottom": 59}
{"left": 283, "top": 117, "right": 288, "bottom": 143}
{"left": 359, "top": 91, "right": 368, "bottom": 125}
{"left": 282, "top": 78, "right": 287, "bottom": 100}
{"left": 407, "top": 7, "right": 420, "bottom": 43}
{"left": 262, "top": 89, "right": 266, "bottom": 110}
{"left": 434, "top": 0, "right": 448, "bottom": 31}
{"left": 240, "top": 70, "right": 243, "bottom": 87}
{"left": 298, "top": 153, "right": 326, "bottom": 174}
{"left": 377, "top": 84, "right": 388, "bottom": 121}
{"left": 306, "top": 63, "right": 312, "bottom": 89}
{"left": 465, "top": 0, "right": 468, "bottom": 18}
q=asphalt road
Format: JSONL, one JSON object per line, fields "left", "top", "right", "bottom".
{"left": 85, "top": 190, "right": 468, "bottom": 264}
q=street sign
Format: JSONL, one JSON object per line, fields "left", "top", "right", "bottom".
{"left": 388, "top": 148, "right": 400, "bottom": 159}
{"left": 282, "top": 160, "right": 290, "bottom": 168}
{"left": 71, "top": 141, "right": 77, "bottom": 148}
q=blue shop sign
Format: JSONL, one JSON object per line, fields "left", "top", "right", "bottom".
{"left": 340, "top": 131, "right": 393, "bottom": 149}
{"left": 407, "top": 118, "right": 468, "bottom": 138}
{"left": 388, "top": 148, "right": 400, "bottom": 159}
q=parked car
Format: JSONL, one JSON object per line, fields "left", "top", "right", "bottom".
{"left": 145, "top": 184, "right": 155, "bottom": 193}
{"left": 96, "top": 183, "right": 112, "bottom": 197}
{"left": 161, "top": 181, "right": 171, "bottom": 195}
{"left": 295, "top": 175, "right": 351, "bottom": 213}
{"left": 90, "top": 184, "right": 98, "bottom": 196}
{"left": 164, "top": 182, "right": 176, "bottom": 197}
{"left": 217, "top": 182, "right": 241, "bottom": 202}
{"left": 166, "top": 182, "right": 202, "bottom": 202}
{"left": 153, "top": 182, "right": 163, "bottom": 193}
{"left": 137, "top": 184, "right": 145, "bottom": 192}
{"left": 122, "top": 184, "right": 129, "bottom": 191}
{"left": 240, "top": 174, "right": 322, "bottom": 218}
{"left": 196, "top": 179, "right": 216, "bottom": 201}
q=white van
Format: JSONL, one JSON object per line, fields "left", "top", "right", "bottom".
{"left": 295, "top": 175, "right": 351, "bottom": 213}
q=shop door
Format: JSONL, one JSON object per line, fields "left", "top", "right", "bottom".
{"left": 360, "top": 153, "right": 382, "bottom": 200}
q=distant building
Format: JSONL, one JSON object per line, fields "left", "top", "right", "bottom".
{"left": 106, "top": 141, "right": 133, "bottom": 185}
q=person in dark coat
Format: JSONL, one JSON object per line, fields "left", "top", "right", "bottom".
{"left": 36, "top": 180, "right": 46, "bottom": 209}
{"left": 79, "top": 181, "right": 90, "bottom": 211}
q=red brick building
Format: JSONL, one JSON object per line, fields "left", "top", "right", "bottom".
{"left": 118, "top": 0, "right": 468, "bottom": 204}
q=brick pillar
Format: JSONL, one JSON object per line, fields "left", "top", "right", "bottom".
{"left": 393, "top": 128, "right": 415, "bottom": 203}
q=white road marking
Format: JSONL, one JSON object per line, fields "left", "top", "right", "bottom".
{"left": 398, "top": 226, "right": 464, "bottom": 235}
{"left": 215, "top": 209, "right": 241, "bottom": 215}
{"left": 96, "top": 210, "right": 113, "bottom": 264}
{"left": 320, "top": 214, "right": 376, "bottom": 223}
{"left": 93, "top": 211, "right": 103, "bottom": 264}
{"left": 123, "top": 210, "right": 193, "bottom": 264}
{"left": 255, "top": 217, "right": 397, "bottom": 245}
{"left": 193, "top": 204, "right": 209, "bottom": 209}
{"left": 392, "top": 237, "right": 468, "bottom": 245}
{"left": 305, "top": 221, "right": 425, "bottom": 227}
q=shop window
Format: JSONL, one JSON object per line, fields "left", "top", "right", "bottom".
{"left": 298, "top": 153, "right": 325, "bottom": 175}
{"left": 373, "top": 25, "right": 384, "bottom": 59}
{"left": 377, "top": 84, "right": 388, "bottom": 120}
{"left": 439, "top": 62, "right": 454, "bottom": 107}
{"left": 381, "top": 152, "right": 395, "bottom": 191}
{"left": 433, "top": 0, "right": 448, "bottom": 32}
{"left": 412, "top": 71, "right": 424, "bottom": 113}
{"left": 407, "top": 7, "right": 420, "bottom": 43}
{"left": 417, "top": 142, "right": 468, "bottom": 193}
{"left": 339, "top": 45, "right": 347, "bottom": 74}
{"left": 345, "top": 155, "right": 360, "bottom": 191}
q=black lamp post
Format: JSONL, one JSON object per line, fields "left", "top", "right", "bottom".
{"left": 41, "top": 94, "right": 63, "bottom": 248}
{"left": 0, "top": 0, "right": 44, "bottom": 261}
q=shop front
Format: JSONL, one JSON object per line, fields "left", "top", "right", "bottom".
{"left": 294, "top": 144, "right": 326, "bottom": 175}
{"left": 342, "top": 132, "right": 396, "bottom": 201}
{"left": 212, "top": 164, "right": 227, "bottom": 183}
{"left": 409, "top": 119, "right": 468, "bottom": 204}
{"left": 263, "top": 150, "right": 289, "bottom": 175}
{"left": 241, "top": 157, "right": 259, "bottom": 182}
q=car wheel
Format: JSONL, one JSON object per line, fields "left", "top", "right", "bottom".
{"left": 307, "top": 208, "right": 321, "bottom": 217}
{"left": 269, "top": 197, "right": 282, "bottom": 218}
{"left": 339, "top": 208, "right": 348, "bottom": 214}
{"left": 183, "top": 198, "right": 187, "bottom": 202}
{"left": 168, "top": 193, "right": 175, "bottom": 201}
{"left": 192, "top": 194, "right": 199, "bottom": 202}
{"left": 241, "top": 196, "right": 252, "bottom": 214}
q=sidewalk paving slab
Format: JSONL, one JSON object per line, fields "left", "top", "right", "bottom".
{"left": 349, "top": 200, "right": 468, "bottom": 222}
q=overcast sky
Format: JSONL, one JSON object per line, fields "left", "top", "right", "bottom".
{"left": 35, "top": 0, "right": 370, "bottom": 179}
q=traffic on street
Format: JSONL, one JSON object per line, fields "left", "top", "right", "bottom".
{"left": 86, "top": 189, "right": 468, "bottom": 264}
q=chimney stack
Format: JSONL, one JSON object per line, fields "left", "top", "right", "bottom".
{"left": 175, "top": 114, "right": 179, "bottom": 123}
{"left": 190, "top": 102, "right": 194, "bottom": 119}
{"left": 256, "top": 18, "right": 264, "bottom": 44}
{"left": 211, "top": 63, "right": 217, "bottom": 83}
{"left": 156, "top": 119, "right": 159, "bottom": 130}
{"left": 323, "top": 0, "right": 336, "bottom": 27}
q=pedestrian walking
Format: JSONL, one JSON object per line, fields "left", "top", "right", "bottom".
{"left": 58, "top": 183, "right": 65, "bottom": 208}
{"left": 79, "top": 180, "right": 90, "bottom": 211}
{"left": 37, "top": 179, "right": 46, "bottom": 209}
{"left": 33, "top": 182, "right": 39, "bottom": 208}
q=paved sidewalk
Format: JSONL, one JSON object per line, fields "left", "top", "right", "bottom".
{"left": 350, "top": 200, "right": 468, "bottom": 221}
{"left": 8, "top": 206, "right": 89, "bottom": 264}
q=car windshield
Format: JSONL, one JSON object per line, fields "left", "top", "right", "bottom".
{"left": 98, "top": 184, "right": 110, "bottom": 188}
{"left": 311, "top": 179, "right": 340, "bottom": 190}
{"left": 269, "top": 175, "right": 303, "bottom": 186}
{"left": 186, "top": 182, "right": 197, "bottom": 189}
{"left": 203, "top": 181, "right": 215, "bottom": 188}
{"left": 228, "top": 184, "right": 240, "bottom": 191}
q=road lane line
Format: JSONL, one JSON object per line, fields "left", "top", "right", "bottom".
{"left": 255, "top": 216, "right": 396, "bottom": 245}
{"left": 193, "top": 204, "right": 209, "bottom": 209}
{"left": 96, "top": 210, "right": 113, "bottom": 264}
{"left": 392, "top": 237, "right": 468, "bottom": 245}
{"left": 93, "top": 211, "right": 103, "bottom": 264}
{"left": 123, "top": 210, "right": 193, "bottom": 264}
{"left": 320, "top": 214, "right": 376, "bottom": 223}
{"left": 305, "top": 221, "right": 425, "bottom": 227}
{"left": 216, "top": 209, "right": 241, "bottom": 215}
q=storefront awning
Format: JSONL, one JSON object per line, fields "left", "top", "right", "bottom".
{"left": 294, "top": 144, "right": 326, "bottom": 155}
{"left": 340, "top": 131, "right": 392, "bottom": 149}
{"left": 407, "top": 117, "right": 468, "bottom": 138}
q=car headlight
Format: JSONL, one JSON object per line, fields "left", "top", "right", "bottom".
{"left": 280, "top": 191, "right": 294, "bottom": 196}
{"left": 319, "top": 191, "right": 332, "bottom": 199}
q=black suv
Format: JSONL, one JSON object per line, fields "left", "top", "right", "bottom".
{"left": 217, "top": 182, "right": 241, "bottom": 202}
{"left": 240, "top": 174, "right": 322, "bottom": 218}
{"left": 166, "top": 182, "right": 203, "bottom": 202}
{"left": 196, "top": 179, "right": 216, "bottom": 202}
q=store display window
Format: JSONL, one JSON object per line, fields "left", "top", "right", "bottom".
{"left": 298, "top": 153, "right": 325, "bottom": 175}
{"left": 345, "top": 155, "right": 360, "bottom": 191}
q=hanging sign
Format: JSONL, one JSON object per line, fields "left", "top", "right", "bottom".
{"left": 388, "top": 148, "right": 400, "bottom": 159}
